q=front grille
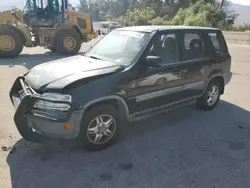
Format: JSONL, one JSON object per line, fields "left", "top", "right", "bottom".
{"left": 10, "top": 77, "right": 41, "bottom": 109}
{"left": 23, "top": 81, "right": 41, "bottom": 96}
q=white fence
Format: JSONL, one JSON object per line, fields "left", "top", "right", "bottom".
{"left": 222, "top": 31, "right": 250, "bottom": 45}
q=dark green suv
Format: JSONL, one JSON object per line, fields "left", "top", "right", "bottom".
{"left": 10, "top": 26, "right": 232, "bottom": 150}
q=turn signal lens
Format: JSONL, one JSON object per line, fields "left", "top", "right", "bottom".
{"left": 64, "top": 123, "right": 72, "bottom": 130}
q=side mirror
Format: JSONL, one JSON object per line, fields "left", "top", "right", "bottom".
{"left": 11, "top": 6, "right": 17, "bottom": 15}
{"left": 12, "top": 6, "right": 17, "bottom": 11}
{"left": 144, "top": 56, "right": 162, "bottom": 67}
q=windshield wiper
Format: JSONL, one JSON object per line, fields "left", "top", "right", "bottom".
{"left": 87, "top": 55, "right": 103, "bottom": 60}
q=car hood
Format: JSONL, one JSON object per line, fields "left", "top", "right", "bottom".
{"left": 25, "top": 55, "right": 124, "bottom": 91}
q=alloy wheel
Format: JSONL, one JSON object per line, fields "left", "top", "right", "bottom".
{"left": 87, "top": 114, "right": 117, "bottom": 145}
{"left": 207, "top": 85, "right": 219, "bottom": 106}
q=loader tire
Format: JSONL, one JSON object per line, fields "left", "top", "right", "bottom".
{"left": 48, "top": 47, "right": 58, "bottom": 52}
{"left": 55, "top": 30, "right": 81, "bottom": 55}
{"left": 0, "top": 26, "right": 24, "bottom": 58}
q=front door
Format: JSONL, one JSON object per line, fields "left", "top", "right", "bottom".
{"left": 127, "top": 31, "right": 188, "bottom": 113}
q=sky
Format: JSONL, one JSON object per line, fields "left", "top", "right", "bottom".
{"left": 1, "top": 0, "right": 250, "bottom": 12}
{"left": 230, "top": 0, "right": 250, "bottom": 5}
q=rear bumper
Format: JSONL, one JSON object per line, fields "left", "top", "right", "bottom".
{"left": 9, "top": 77, "right": 82, "bottom": 143}
{"left": 224, "top": 72, "right": 233, "bottom": 85}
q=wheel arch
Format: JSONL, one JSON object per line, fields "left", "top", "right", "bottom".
{"left": 204, "top": 71, "right": 225, "bottom": 95}
{"left": 55, "top": 24, "right": 83, "bottom": 40}
{"left": 81, "top": 95, "right": 130, "bottom": 120}
{"left": 72, "top": 24, "right": 84, "bottom": 40}
{"left": 0, "top": 24, "right": 26, "bottom": 43}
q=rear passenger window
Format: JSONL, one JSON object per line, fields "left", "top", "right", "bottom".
{"left": 182, "top": 33, "right": 204, "bottom": 61}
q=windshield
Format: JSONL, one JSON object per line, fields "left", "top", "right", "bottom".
{"left": 23, "top": 0, "right": 36, "bottom": 13}
{"left": 85, "top": 30, "right": 150, "bottom": 66}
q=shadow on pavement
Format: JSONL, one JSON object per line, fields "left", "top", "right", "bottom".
{"left": 6, "top": 100, "right": 250, "bottom": 188}
{"left": 0, "top": 36, "right": 102, "bottom": 70}
{"left": 0, "top": 52, "right": 68, "bottom": 70}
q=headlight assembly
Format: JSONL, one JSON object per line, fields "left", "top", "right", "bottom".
{"left": 34, "top": 93, "right": 72, "bottom": 111}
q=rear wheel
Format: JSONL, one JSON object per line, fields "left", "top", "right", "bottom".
{"left": 197, "top": 79, "right": 222, "bottom": 110}
{"left": 55, "top": 30, "right": 81, "bottom": 55}
{"left": 0, "top": 26, "right": 24, "bottom": 58}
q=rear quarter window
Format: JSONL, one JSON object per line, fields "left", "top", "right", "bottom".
{"left": 208, "top": 31, "right": 228, "bottom": 54}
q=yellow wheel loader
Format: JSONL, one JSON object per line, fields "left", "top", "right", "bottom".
{"left": 0, "top": 0, "right": 98, "bottom": 58}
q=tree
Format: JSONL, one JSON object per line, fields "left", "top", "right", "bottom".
{"left": 126, "top": 7, "right": 156, "bottom": 26}
{"left": 76, "top": 0, "right": 238, "bottom": 28}
{"left": 171, "top": 1, "right": 226, "bottom": 27}
{"left": 78, "top": 0, "right": 89, "bottom": 13}
{"left": 220, "top": 0, "right": 225, "bottom": 8}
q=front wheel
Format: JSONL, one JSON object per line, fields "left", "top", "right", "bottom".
{"left": 0, "top": 26, "right": 24, "bottom": 58}
{"left": 197, "top": 79, "right": 222, "bottom": 110}
{"left": 48, "top": 47, "right": 57, "bottom": 52}
{"left": 78, "top": 105, "right": 122, "bottom": 150}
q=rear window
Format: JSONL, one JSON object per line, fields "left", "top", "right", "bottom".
{"left": 209, "top": 33, "right": 220, "bottom": 51}
{"left": 77, "top": 18, "right": 87, "bottom": 29}
{"left": 208, "top": 32, "right": 227, "bottom": 54}
{"left": 102, "top": 24, "right": 109, "bottom": 28}
{"left": 181, "top": 32, "right": 205, "bottom": 61}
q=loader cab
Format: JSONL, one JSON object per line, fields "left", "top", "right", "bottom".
{"left": 23, "top": 0, "right": 67, "bottom": 26}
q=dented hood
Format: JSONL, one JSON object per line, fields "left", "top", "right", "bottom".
{"left": 25, "top": 55, "right": 124, "bottom": 91}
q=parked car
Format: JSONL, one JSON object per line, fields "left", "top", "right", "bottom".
{"left": 109, "top": 25, "right": 122, "bottom": 32}
{"left": 10, "top": 26, "right": 232, "bottom": 150}
{"left": 93, "top": 21, "right": 121, "bottom": 35}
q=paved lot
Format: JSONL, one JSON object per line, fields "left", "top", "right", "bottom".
{"left": 0, "top": 41, "right": 250, "bottom": 188}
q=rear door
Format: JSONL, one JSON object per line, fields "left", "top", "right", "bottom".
{"left": 170, "top": 30, "right": 212, "bottom": 102}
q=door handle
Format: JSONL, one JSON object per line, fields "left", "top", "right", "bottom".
{"left": 208, "top": 63, "right": 216, "bottom": 68}
{"left": 172, "top": 70, "right": 181, "bottom": 75}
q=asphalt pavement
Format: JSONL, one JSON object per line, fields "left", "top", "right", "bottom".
{"left": 0, "top": 41, "right": 250, "bottom": 188}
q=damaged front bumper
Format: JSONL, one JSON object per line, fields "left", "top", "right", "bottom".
{"left": 9, "top": 76, "right": 82, "bottom": 143}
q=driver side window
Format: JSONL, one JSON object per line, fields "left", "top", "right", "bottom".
{"left": 147, "top": 33, "right": 178, "bottom": 65}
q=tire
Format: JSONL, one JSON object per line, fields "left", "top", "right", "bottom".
{"left": 48, "top": 47, "right": 57, "bottom": 52}
{"left": 55, "top": 30, "right": 81, "bottom": 55}
{"left": 0, "top": 26, "right": 24, "bottom": 58}
{"left": 78, "top": 105, "right": 122, "bottom": 150}
{"left": 197, "top": 79, "right": 222, "bottom": 110}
